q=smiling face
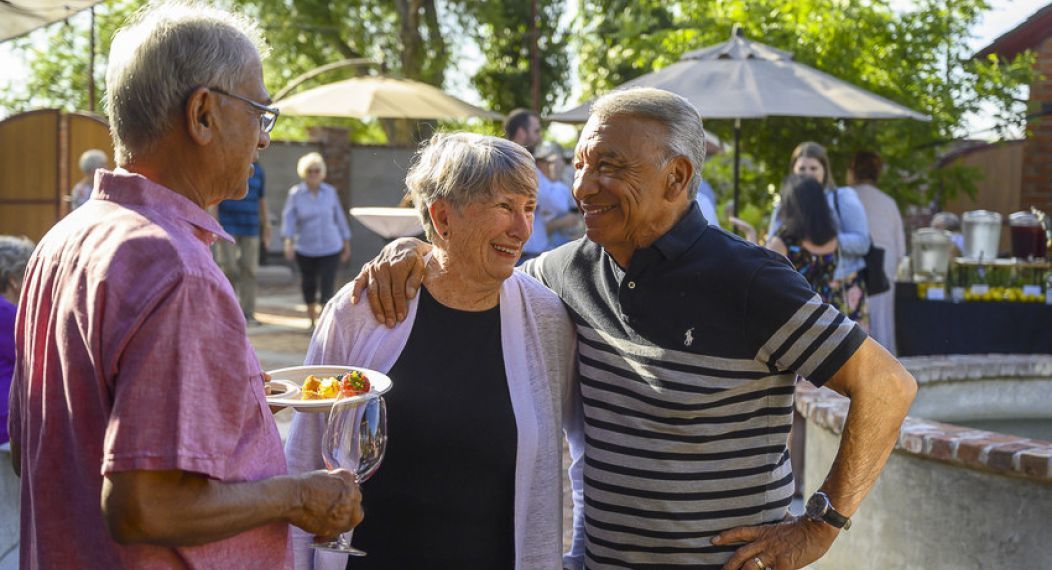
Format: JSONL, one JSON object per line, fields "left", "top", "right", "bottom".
{"left": 793, "top": 156, "right": 826, "bottom": 186}
{"left": 572, "top": 114, "right": 691, "bottom": 266}
{"left": 436, "top": 189, "right": 536, "bottom": 289}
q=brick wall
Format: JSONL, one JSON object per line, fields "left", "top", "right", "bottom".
{"left": 1020, "top": 36, "right": 1052, "bottom": 210}
{"left": 307, "top": 126, "right": 352, "bottom": 207}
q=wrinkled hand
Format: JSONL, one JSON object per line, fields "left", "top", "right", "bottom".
{"left": 348, "top": 238, "right": 429, "bottom": 327}
{"left": 289, "top": 469, "right": 364, "bottom": 539}
{"left": 714, "top": 516, "right": 839, "bottom": 570}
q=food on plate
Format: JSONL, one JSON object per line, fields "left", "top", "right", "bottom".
{"left": 301, "top": 375, "right": 341, "bottom": 400}
{"left": 340, "top": 370, "right": 371, "bottom": 397}
{"left": 300, "top": 370, "right": 372, "bottom": 400}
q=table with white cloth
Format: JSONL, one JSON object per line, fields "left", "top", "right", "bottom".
{"left": 349, "top": 207, "right": 423, "bottom": 240}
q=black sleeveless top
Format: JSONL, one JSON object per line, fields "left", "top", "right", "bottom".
{"left": 348, "top": 285, "right": 517, "bottom": 568}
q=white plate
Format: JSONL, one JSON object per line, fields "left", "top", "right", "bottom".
{"left": 265, "top": 365, "right": 392, "bottom": 413}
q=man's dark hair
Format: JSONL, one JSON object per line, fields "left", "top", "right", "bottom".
{"left": 778, "top": 175, "right": 837, "bottom": 246}
{"left": 850, "top": 151, "right": 883, "bottom": 183}
{"left": 503, "top": 108, "right": 537, "bottom": 140}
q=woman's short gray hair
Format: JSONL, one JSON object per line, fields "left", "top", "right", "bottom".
{"left": 105, "top": 1, "right": 269, "bottom": 164}
{"left": 0, "top": 235, "right": 35, "bottom": 294}
{"left": 406, "top": 133, "right": 537, "bottom": 242}
{"left": 297, "top": 152, "right": 327, "bottom": 180}
{"left": 590, "top": 87, "right": 706, "bottom": 197}
{"left": 78, "top": 149, "right": 108, "bottom": 174}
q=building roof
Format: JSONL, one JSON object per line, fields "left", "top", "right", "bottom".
{"left": 975, "top": 3, "right": 1052, "bottom": 60}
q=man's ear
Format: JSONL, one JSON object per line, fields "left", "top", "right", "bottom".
{"left": 664, "top": 155, "right": 694, "bottom": 200}
{"left": 185, "top": 86, "right": 217, "bottom": 146}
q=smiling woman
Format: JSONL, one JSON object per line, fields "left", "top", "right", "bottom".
{"left": 405, "top": 132, "right": 539, "bottom": 307}
{"left": 284, "top": 132, "right": 583, "bottom": 570}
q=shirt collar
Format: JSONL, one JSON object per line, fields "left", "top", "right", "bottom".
{"left": 93, "top": 168, "right": 233, "bottom": 244}
{"left": 650, "top": 200, "right": 708, "bottom": 261}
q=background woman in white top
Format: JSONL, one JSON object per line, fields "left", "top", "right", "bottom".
{"left": 849, "top": 150, "right": 906, "bottom": 354}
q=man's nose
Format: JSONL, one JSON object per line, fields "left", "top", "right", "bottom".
{"left": 258, "top": 129, "right": 271, "bottom": 150}
{"left": 573, "top": 170, "right": 597, "bottom": 202}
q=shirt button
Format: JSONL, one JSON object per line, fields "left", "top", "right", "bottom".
{"left": 627, "top": 281, "right": 636, "bottom": 289}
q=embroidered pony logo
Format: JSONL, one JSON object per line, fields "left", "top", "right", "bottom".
{"left": 683, "top": 327, "right": 695, "bottom": 347}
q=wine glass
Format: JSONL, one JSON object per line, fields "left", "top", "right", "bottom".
{"left": 312, "top": 392, "right": 387, "bottom": 556}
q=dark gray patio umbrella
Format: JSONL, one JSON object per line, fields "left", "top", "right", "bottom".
{"left": 550, "top": 26, "right": 929, "bottom": 214}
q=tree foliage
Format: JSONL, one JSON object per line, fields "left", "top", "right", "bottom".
{"left": 573, "top": 0, "right": 1036, "bottom": 212}
{"left": 451, "top": 0, "right": 570, "bottom": 114}
{"left": 1, "top": 0, "right": 571, "bottom": 144}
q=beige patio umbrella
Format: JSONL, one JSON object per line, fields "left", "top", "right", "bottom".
{"left": 276, "top": 75, "right": 503, "bottom": 120}
{"left": 0, "top": 0, "right": 102, "bottom": 41}
{"left": 550, "top": 26, "right": 929, "bottom": 213}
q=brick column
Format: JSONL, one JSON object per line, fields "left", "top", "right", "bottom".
{"left": 307, "top": 126, "right": 352, "bottom": 207}
{"left": 1020, "top": 36, "right": 1052, "bottom": 210}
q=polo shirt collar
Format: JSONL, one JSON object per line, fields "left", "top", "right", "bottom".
{"left": 650, "top": 200, "right": 708, "bottom": 261}
{"left": 94, "top": 168, "right": 233, "bottom": 244}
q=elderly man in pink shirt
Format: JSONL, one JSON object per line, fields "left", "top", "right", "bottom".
{"left": 7, "top": 3, "right": 362, "bottom": 568}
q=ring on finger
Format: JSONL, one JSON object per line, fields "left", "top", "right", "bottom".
{"left": 753, "top": 556, "right": 767, "bottom": 569}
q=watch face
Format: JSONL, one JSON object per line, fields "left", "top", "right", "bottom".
{"left": 805, "top": 493, "right": 828, "bottom": 519}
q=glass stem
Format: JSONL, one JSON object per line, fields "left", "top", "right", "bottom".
{"left": 338, "top": 529, "right": 354, "bottom": 550}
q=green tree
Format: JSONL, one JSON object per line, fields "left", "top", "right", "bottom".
{"left": 1, "top": 0, "right": 572, "bottom": 144}
{"left": 573, "top": 0, "right": 1036, "bottom": 213}
{"left": 452, "top": 0, "right": 571, "bottom": 114}
{"left": 0, "top": 1, "right": 139, "bottom": 116}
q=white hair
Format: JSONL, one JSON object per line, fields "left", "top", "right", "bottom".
{"left": 0, "top": 235, "right": 35, "bottom": 294}
{"left": 297, "top": 152, "right": 327, "bottom": 180}
{"left": 105, "top": 0, "right": 270, "bottom": 164}
{"left": 406, "top": 133, "right": 537, "bottom": 242}
{"left": 78, "top": 149, "right": 108, "bottom": 174}
{"left": 590, "top": 87, "right": 707, "bottom": 197}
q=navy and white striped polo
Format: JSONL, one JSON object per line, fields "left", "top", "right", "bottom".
{"left": 526, "top": 202, "right": 866, "bottom": 569}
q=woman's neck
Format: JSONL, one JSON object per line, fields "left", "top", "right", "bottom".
{"left": 422, "top": 250, "right": 501, "bottom": 311}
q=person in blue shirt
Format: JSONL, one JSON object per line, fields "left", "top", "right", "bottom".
{"left": 281, "top": 152, "right": 351, "bottom": 328}
{"left": 215, "top": 161, "right": 270, "bottom": 324}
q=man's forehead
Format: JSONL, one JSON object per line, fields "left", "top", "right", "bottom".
{"left": 576, "top": 114, "right": 659, "bottom": 156}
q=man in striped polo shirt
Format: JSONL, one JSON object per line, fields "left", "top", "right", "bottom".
{"left": 353, "top": 88, "right": 917, "bottom": 570}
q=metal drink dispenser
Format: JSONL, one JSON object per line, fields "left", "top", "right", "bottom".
{"left": 911, "top": 228, "right": 953, "bottom": 282}
{"left": 962, "top": 210, "right": 1002, "bottom": 260}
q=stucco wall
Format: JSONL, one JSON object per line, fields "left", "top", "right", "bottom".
{"left": 804, "top": 427, "right": 1052, "bottom": 569}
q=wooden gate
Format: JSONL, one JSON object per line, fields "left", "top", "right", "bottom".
{"left": 0, "top": 110, "right": 113, "bottom": 241}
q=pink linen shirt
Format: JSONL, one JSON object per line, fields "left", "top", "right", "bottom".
{"left": 9, "top": 170, "right": 292, "bottom": 569}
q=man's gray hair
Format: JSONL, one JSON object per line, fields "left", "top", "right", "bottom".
{"left": 590, "top": 87, "right": 707, "bottom": 198}
{"left": 105, "top": 1, "right": 269, "bottom": 164}
{"left": 78, "top": 149, "right": 108, "bottom": 174}
{"left": 0, "top": 235, "right": 35, "bottom": 294}
{"left": 406, "top": 133, "right": 537, "bottom": 242}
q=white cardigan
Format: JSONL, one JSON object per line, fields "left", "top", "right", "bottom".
{"left": 284, "top": 271, "right": 586, "bottom": 570}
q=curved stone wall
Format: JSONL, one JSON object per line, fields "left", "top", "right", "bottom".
{"left": 797, "top": 354, "right": 1052, "bottom": 569}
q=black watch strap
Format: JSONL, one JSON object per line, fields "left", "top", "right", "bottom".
{"left": 806, "top": 491, "right": 852, "bottom": 530}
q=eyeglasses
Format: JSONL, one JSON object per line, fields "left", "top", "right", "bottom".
{"left": 209, "top": 87, "right": 280, "bottom": 133}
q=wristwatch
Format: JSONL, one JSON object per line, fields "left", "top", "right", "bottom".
{"left": 805, "top": 491, "right": 852, "bottom": 530}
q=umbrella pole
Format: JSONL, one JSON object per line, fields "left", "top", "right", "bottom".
{"left": 732, "top": 118, "right": 741, "bottom": 218}
{"left": 88, "top": 6, "right": 95, "bottom": 113}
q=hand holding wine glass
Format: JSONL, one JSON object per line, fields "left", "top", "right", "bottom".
{"left": 312, "top": 377, "right": 388, "bottom": 556}
{"left": 288, "top": 469, "right": 363, "bottom": 538}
